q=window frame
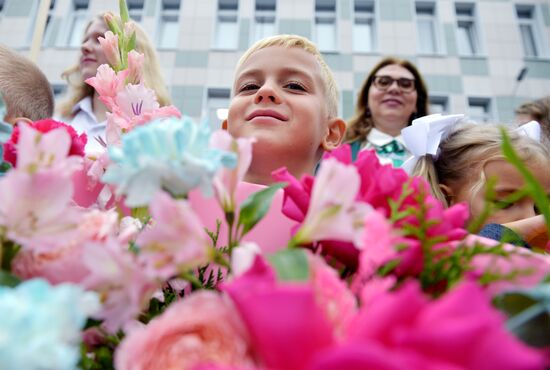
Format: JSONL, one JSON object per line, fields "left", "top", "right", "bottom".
{"left": 252, "top": 0, "right": 277, "bottom": 44}
{"left": 515, "top": 4, "right": 548, "bottom": 59}
{"left": 204, "top": 87, "right": 231, "bottom": 130}
{"left": 352, "top": 0, "right": 376, "bottom": 54}
{"left": 212, "top": 0, "right": 240, "bottom": 50}
{"left": 156, "top": 0, "right": 181, "bottom": 49}
{"left": 467, "top": 96, "right": 494, "bottom": 123}
{"left": 454, "top": 2, "right": 482, "bottom": 57}
{"left": 414, "top": 1, "right": 443, "bottom": 55}
{"left": 314, "top": 0, "right": 338, "bottom": 53}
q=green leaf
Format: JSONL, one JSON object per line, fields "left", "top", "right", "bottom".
{"left": 267, "top": 248, "right": 310, "bottom": 281}
{"left": 119, "top": 0, "right": 130, "bottom": 23}
{"left": 495, "top": 285, "right": 550, "bottom": 347}
{"left": 127, "top": 31, "right": 137, "bottom": 53}
{"left": 237, "top": 182, "right": 286, "bottom": 238}
{"left": 0, "top": 270, "right": 20, "bottom": 287}
{"left": 501, "top": 128, "right": 550, "bottom": 236}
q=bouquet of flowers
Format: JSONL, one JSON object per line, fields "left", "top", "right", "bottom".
{"left": 0, "top": 2, "right": 549, "bottom": 369}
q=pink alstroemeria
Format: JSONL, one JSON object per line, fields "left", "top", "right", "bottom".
{"left": 292, "top": 158, "right": 370, "bottom": 246}
{"left": 210, "top": 130, "right": 256, "bottom": 212}
{"left": 136, "top": 191, "right": 212, "bottom": 279}
{"left": 98, "top": 31, "right": 122, "bottom": 70}
{"left": 16, "top": 122, "right": 82, "bottom": 176}
{"left": 83, "top": 238, "right": 158, "bottom": 333}
{"left": 0, "top": 170, "right": 82, "bottom": 251}
{"left": 86, "top": 64, "right": 128, "bottom": 111}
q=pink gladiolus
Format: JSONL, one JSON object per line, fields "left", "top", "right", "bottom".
{"left": 85, "top": 64, "right": 129, "bottom": 111}
{"left": 115, "top": 291, "right": 257, "bottom": 370}
{"left": 98, "top": 31, "right": 122, "bottom": 70}
{"left": 210, "top": 130, "right": 256, "bottom": 212}
{"left": 293, "top": 158, "right": 370, "bottom": 246}
{"left": 136, "top": 191, "right": 212, "bottom": 279}
{"left": 114, "top": 83, "right": 159, "bottom": 127}
{"left": 345, "top": 280, "right": 545, "bottom": 370}
{"left": 126, "top": 50, "right": 144, "bottom": 84}
{"left": 222, "top": 256, "right": 336, "bottom": 370}
{"left": 83, "top": 239, "right": 158, "bottom": 333}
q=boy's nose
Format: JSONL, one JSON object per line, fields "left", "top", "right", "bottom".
{"left": 254, "top": 83, "right": 280, "bottom": 104}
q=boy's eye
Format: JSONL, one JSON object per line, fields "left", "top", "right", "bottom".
{"left": 239, "top": 83, "right": 259, "bottom": 92}
{"left": 284, "top": 82, "right": 306, "bottom": 91}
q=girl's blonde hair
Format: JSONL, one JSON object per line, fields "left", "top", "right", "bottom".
{"left": 412, "top": 123, "right": 550, "bottom": 206}
{"left": 234, "top": 34, "right": 339, "bottom": 118}
{"left": 58, "top": 14, "right": 171, "bottom": 118}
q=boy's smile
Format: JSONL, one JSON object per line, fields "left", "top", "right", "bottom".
{"left": 246, "top": 109, "right": 289, "bottom": 123}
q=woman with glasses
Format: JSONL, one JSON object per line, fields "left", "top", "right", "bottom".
{"left": 345, "top": 57, "right": 429, "bottom": 166}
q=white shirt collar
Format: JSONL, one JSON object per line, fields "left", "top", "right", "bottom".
{"left": 367, "top": 127, "right": 407, "bottom": 147}
{"left": 71, "top": 96, "right": 97, "bottom": 121}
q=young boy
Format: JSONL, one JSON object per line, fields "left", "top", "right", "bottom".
{"left": 0, "top": 45, "right": 54, "bottom": 125}
{"left": 222, "top": 35, "right": 346, "bottom": 184}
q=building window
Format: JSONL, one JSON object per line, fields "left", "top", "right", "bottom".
{"left": 468, "top": 97, "right": 492, "bottom": 123}
{"left": 429, "top": 96, "right": 449, "bottom": 114}
{"left": 415, "top": 1, "right": 439, "bottom": 54}
{"left": 455, "top": 3, "right": 479, "bottom": 56}
{"left": 214, "top": 0, "right": 239, "bottom": 49}
{"left": 516, "top": 5, "right": 542, "bottom": 58}
{"left": 66, "top": 0, "right": 89, "bottom": 48}
{"left": 52, "top": 84, "right": 68, "bottom": 99}
{"left": 315, "top": 0, "right": 337, "bottom": 52}
{"left": 253, "top": 0, "right": 276, "bottom": 43}
{"left": 128, "top": 0, "right": 144, "bottom": 22}
{"left": 26, "top": 0, "right": 56, "bottom": 46}
{"left": 206, "top": 88, "right": 231, "bottom": 130}
{"left": 157, "top": 0, "right": 180, "bottom": 48}
{"left": 353, "top": 0, "right": 375, "bottom": 53}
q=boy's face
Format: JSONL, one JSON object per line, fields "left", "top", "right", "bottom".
{"left": 224, "top": 46, "right": 334, "bottom": 180}
{"left": 451, "top": 159, "right": 550, "bottom": 224}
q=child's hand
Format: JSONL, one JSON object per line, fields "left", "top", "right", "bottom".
{"left": 503, "top": 215, "right": 548, "bottom": 250}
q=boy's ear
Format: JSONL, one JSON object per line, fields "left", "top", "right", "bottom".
{"left": 321, "top": 117, "right": 346, "bottom": 151}
{"left": 439, "top": 184, "right": 455, "bottom": 205}
{"left": 6, "top": 116, "right": 32, "bottom": 126}
{"left": 222, "top": 119, "right": 228, "bottom": 130}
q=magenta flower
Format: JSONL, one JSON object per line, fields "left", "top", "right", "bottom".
{"left": 222, "top": 256, "right": 336, "bottom": 370}
{"left": 341, "top": 280, "right": 544, "bottom": 370}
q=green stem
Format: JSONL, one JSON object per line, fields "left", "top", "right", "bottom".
{"left": 180, "top": 271, "right": 203, "bottom": 290}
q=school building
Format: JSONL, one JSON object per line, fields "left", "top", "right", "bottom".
{"left": 0, "top": 0, "right": 549, "bottom": 128}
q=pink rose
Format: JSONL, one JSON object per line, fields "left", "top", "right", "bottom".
{"left": 115, "top": 291, "right": 257, "bottom": 370}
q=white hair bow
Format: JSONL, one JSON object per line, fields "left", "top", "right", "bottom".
{"left": 401, "top": 113, "right": 465, "bottom": 174}
{"left": 514, "top": 120, "right": 541, "bottom": 142}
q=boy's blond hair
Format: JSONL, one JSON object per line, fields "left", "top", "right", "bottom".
{"left": 0, "top": 45, "right": 54, "bottom": 121}
{"left": 235, "top": 34, "right": 339, "bottom": 118}
{"left": 412, "top": 122, "right": 550, "bottom": 206}
{"left": 58, "top": 14, "right": 171, "bottom": 118}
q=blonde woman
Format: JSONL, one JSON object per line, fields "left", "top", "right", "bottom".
{"left": 57, "top": 14, "right": 171, "bottom": 152}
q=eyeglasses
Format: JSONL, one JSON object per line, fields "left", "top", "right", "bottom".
{"left": 372, "top": 75, "right": 416, "bottom": 93}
